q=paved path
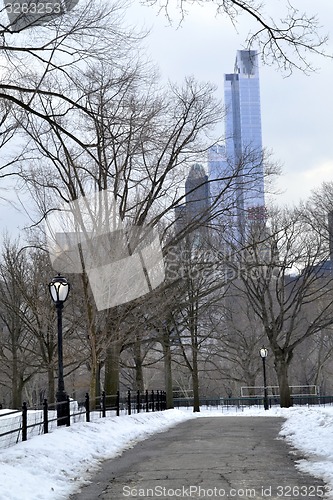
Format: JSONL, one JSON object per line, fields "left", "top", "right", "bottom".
{"left": 69, "top": 417, "right": 328, "bottom": 499}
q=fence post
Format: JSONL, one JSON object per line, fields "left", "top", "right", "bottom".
{"left": 156, "top": 390, "right": 160, "bottom": 411}
{"left": 22, "top": 402, "right": 28, "bottom": 442}
{"left": 43, "top": 398, "right": 49, "bottom": 434}
{"left": 102, "top": 391, "right": 106, "bottom": 418}
{"left": 151, "top": 390, "right": 155, "bottom": 412}
{"left": 127, "top": 390, "right": 131, "bottom": 416}
{"left": 137, "top": 390, "right": 140, "bottom": 413}
{"left": 145, "top": 390, "right": 149, "bottom": 413}
{"left": 85, "top": 393, "right": 90, "bottom": 423}
{"left": 116, "top": 391, "right": 120, "bottom": 416}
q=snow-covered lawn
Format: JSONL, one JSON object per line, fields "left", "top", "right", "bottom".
{"left": 1, "top": 405, "right": 333, "bottom": 499}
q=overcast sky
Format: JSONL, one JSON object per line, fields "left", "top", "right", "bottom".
{"left": 127, "top": 0, "right": 333, "bottom": 207}
{"left": 1, "top": 0, "right": 332, "bottom": 235}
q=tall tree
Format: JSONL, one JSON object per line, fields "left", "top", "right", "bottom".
{"left": 143, "top": 0, "right": 330, "bottom": 73}
{"left": 0, "top": 241, "right": 38, "bottom": 407}
{"left": 226, "top": 209, "right": 333, "bottom": 407}
{"left": 11, "top": 16, "right": 223, "bottom": 400}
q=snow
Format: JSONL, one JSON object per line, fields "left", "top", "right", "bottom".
{"left": 1, "top": 405, "right": 333, "bottom": 499}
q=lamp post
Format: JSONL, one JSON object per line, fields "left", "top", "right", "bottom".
{"left": 49, "top": 274, "right": 70, "bottom": 426}
{"left": 260, "top": 347, "right": 269, "bottom": 410}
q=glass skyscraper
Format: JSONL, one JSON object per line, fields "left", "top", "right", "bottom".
{"left": 209, "top": 50, "right": 266, "bottom": 240}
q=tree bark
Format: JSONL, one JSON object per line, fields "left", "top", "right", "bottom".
{"left": 192, "top": 343, "right": 200, "bottom": 412}
{"left": 48, "top": 365, "right": 55, "bottom": 403}
{"left": 134, "top": 337, "right": 144, "bottom": 392}
{"left": 89, "top": 331, "right": 98, "bottom": 409}
{"left": 104, "top": 341, "right": 121, "bottom": 396}
{"left": 12, "top": 346, "right": 21, "bottom": 408}
{"left": 274, "top": 354, "right": 292, "bottom": 408}
{"left": 162, "top": 332, "right": 174, "bottom": 409}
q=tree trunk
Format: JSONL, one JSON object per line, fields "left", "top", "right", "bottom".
{"left": 162, "top": 332, "right": 174, "bottom": 409}
{"left": 12, "top": 348, "right": 21, "bottom": 408}
{"left": 81, "top": 272, "right": 99, "bottom": 408}
{"left": 192, "top": 343, "right": 200, "bottom": 413}
{"left": 274, "top": 355, "right": 292, "bottom": 408}
{"left": 48, "top": 364, "right": 55, "bottom": 403}
{"left": 104, "top": 341, "right": 121, "bottom": 396}
{"left": 12, "top": 383, "right": 21, "bottom": 409}
{"left": 247, "top": 372, "right": 257, "bottom": 397}
{"left": 89, "top": 330, "right": 98, "bottom": 409}
{"left": 134, "top": 337, "right": 144, "bottom": 392}
{"left": 95, "top": 362, "right": 102, "bottom": 399}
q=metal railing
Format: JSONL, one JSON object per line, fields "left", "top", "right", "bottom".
{"left": 2, "top": 392, "right": 331, "bottom": 450}
{"left": 0, "top": 389, "right": 166, "bottom": 450}
{"left": 173, "top": 394, "right": 333, "bottom": 409}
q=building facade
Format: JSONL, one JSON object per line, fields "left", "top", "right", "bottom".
{"left": 174, "top": 164, "right": 210, "bottom": 242}
{"left": 185, "top": 163, "right": 210, "bottom": 224}
{"left": 209, "top": 50, "right": 266, "bottom": 243}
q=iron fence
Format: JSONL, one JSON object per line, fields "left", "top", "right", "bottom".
{"left": 173, "top": 394, "right": 333, "bottom": 409}
{"left": 0, "top": 389, "right": 166, "bottom": 450}
{"left": 2, "top": 392, "right": 333, "bottom": 450}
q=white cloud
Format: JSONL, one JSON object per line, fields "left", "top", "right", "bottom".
{"left": 274, "top": 160, "right": 333, "bottom": 206}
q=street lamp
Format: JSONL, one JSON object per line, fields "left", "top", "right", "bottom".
{"left": 260, "top": 347, "right": 269, "bottom": 410}
{"left": 49, "top": 274, "right": 70, "bottom": 426}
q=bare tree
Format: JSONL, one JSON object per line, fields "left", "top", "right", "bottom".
{"left": 143, "top": 0, "right": 331, "bottom": 73}
{"left": 13, "top": 46, "right": 223, "bottom": 401}
{"left": 0, "top": 240, "right": 86, "bottom": 406}
{"left": 0, "top": 0, "right": 141, "bottom": 151}
{"left": 225, "top": 208, "right": 333, "bottom": 407}
{"left": 0, "top": 0, "right": 296, "bottom": 409}
{"left": 0, "top": 241, "right": 39, "bottom": 407}
{"left": 292, "top": 327, "right": 333, "bottom": 395}
{"left": 206, "top": 295, "right": 267, "bottom": 396}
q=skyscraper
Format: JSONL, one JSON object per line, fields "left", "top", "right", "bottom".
{"left": 209, "top": 50, "right": 266, "bottom": 241}
{"left": 185, "top": 163, "right": 210, "bottom": 224}
{"left": 174, "top": 164, "right": 210, "bottom": 240}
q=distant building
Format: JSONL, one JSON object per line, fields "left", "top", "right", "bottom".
{"left": 209, "top": 50, "right": 266, "bottom": 242}
{"left": 174, "top": 164, "right": 210, "bottom": 241}
{"left": 174, "top": 204, "right": 187, "bottom": 235}
{"left": 185, "top": 164, "right": 210, "bottom": 224}
{"left": 208, "top": 144, "right": 227, "bottom": 187}
{"left": 208, "top": 143, "right": 231, "bottom": 219}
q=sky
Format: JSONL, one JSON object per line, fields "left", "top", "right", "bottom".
{"left": 126, "top": 0, "right": 333, "bottom": 207}
{"left": 1, "top": 406, "right": 333, "bottom": 499}
{"left": 0, "top": 0, "right": 332, "bottom": 234}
